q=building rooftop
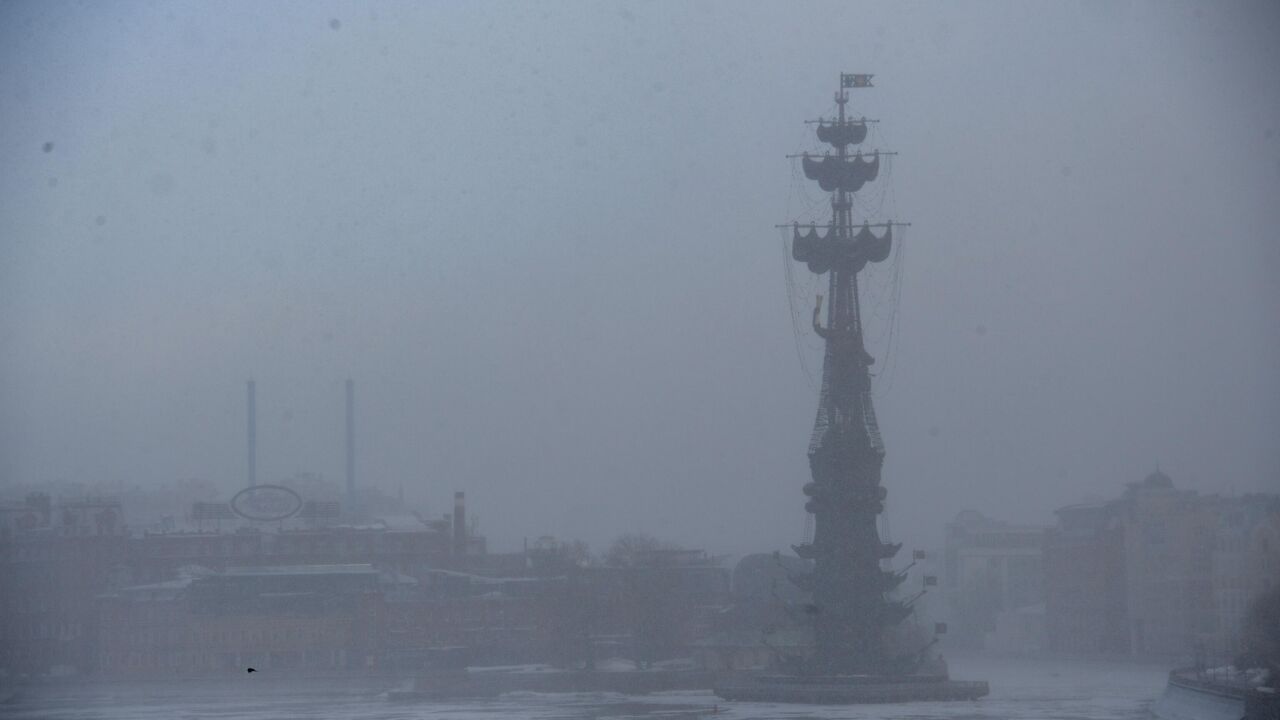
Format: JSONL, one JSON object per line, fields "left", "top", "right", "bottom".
{"left": 1141, "top": 468, "right": 1174, "bottom": 489}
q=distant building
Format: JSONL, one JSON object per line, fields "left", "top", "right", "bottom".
{"left": 1043, "top": 470, "right": 1279, "bottom": 660}
{"left": 1, "top": 486, "right": 734, "bottom": 677}
{"left": 986, "top": 603, "right": 1046, "bottom": 655}
{"left": 0, "top": 493, "right": 52, "bottom": 537}
{"left": 1117, "top": 469, "right": 1217, "bottom": 656}
{"left": 127, "top": 519, "right": 458, "bottom": 585}
{"left": 0, "top": 495, "right": 129, "bottom": 676}
{"left": 97, "top": 565, "right": 385, "bottom": 676}
{"left": 1205, "top": 495, "right": 1280, "bottom": 657}
{"left": 942, "top": 510, "right": 1046, "bottom": 651}
{"left": 0, "top": 488, "right": 481, "bottom": 677}
{"left": 1043, "top": 502, "right": 1128, "bottom": 655}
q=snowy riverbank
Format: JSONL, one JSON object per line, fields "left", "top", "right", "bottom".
{"left": 1, "top": 655, "right": 1170, "bottom": 719}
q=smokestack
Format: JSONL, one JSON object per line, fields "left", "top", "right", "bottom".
{"left": 345, "top": 379, "right": 355, "bottom": 513}
{"left": 453, "top": 491, "right": 466, "bottom": 557}
{"left": 247, "top": 380, "right": 257, "bottom": 488}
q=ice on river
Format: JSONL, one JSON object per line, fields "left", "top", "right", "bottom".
{"left": 0, "top": 656, "right": 1168, "bottom": 720}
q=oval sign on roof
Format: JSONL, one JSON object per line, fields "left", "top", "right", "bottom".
{"left": 230, "top": 485, "right": 302, "bottom": 522}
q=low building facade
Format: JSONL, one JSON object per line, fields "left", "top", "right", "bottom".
{"left": 942, "top": 510, "right": 1046, "bottom": 651}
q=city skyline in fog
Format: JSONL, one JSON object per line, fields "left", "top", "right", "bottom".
{"left": 2, "top": 0, "right": 1278, "bottom": 554}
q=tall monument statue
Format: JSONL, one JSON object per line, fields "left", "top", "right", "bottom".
{"left": 716, "top": 73, "right": 988, "bottom": 704}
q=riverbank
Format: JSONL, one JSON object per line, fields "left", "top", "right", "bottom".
{"left": 1151, "top": 667, "right": 1279, "bottom": 720}
{"left": 0, "top": 655, "right": 1174, "bottom": 719}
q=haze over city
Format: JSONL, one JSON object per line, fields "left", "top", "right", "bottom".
{"left": 4, "top": 3, "right": 1280, "bottom": 718}
{"left": 2, "top": 0, "right": 1277, "bottom": 558}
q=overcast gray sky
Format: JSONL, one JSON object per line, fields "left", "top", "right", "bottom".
{"left": 1, "top": 0, "right": 1277, "bottom": 554}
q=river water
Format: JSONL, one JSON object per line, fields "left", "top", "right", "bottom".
{"left": 1, "top": 657, "right": 1169, "bottom": 719}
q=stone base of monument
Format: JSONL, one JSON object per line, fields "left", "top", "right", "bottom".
{"left": 714, "top": 672, "right": 990, "bottom": 704}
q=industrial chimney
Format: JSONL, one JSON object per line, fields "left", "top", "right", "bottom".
{"left": 453, "top": 491, "right": 466, "bottom": 558}
{"left": 247, "top": 379, "right": 257, "bottom": 488}
{"left": 345, "top": 379, "right": 355, "bottom": 514}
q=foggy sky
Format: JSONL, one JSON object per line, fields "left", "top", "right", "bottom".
{"left": 1, "top": 0, "right": 1278, "bottom": 555}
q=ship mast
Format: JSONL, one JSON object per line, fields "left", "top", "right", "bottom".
{"left": 788, "top": 73, "right": 911, "bottom": 676}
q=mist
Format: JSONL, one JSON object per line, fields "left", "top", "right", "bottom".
{"left": 1, "top": 1, "right": 1279, "bottom": 712}
{"left": 5, "top": 1, "right": 1275, "bottom": 555}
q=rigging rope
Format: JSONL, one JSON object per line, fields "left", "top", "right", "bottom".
{"left": 781, "top": 227, "right": 818, "bottom": 391}
{"left": 875, "top": 225, "right": 907, "bottom": 397}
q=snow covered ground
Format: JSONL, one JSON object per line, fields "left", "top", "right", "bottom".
{"left": 0, "top": 656, "right": 1169, "bottom": 720}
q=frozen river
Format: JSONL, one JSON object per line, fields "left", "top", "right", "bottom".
{"left": 1, "top": 657, "right": 1170, "bottom": 720}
